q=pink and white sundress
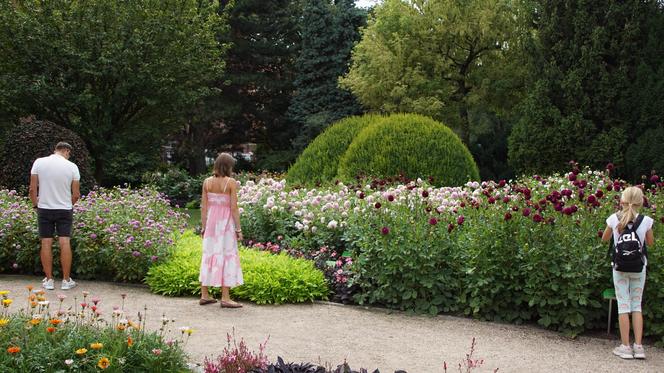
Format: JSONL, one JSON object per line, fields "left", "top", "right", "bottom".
{"left": 199, "top": 179, "right": 244, "bottom": 288}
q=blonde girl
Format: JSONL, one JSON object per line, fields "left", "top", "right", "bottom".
{"left": 601, "top": 186, "right": 654, "bottom": 359}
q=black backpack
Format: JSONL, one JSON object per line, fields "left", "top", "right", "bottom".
{"left": 610, "top": 215, "right": 647, "bottom": 273}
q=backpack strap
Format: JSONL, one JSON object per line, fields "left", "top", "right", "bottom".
{"left": 632, "top": 214, "right": 645, "bottom": 232}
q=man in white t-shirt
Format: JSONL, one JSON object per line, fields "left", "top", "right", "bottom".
{"left": 29, "top": 142, "right": 81, "bottom": 290}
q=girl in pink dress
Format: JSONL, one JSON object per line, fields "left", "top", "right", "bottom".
{"left": 198, "top": 153, "right": 244, "bottom": 308}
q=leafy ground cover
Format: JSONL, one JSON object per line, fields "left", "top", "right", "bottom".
{"left": 146, "top": 232, "right": 328, "bottom": 304}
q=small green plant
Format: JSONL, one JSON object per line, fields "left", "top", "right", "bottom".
{"left": 146, "top": 232, "right": 328, "bottom": 304}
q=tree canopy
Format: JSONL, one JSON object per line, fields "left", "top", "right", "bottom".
{"left": 0, "top": 0, "right": 227, "bottom": 183}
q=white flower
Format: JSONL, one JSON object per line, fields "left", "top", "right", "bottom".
{"left": 311, "top": 226, "right": 317, "bottom": 233}
{"left": 64, "top": 359, "right": 74, "bottom": 366}
{"left": 327, "top": 220, "right": 338, "bottom": 229}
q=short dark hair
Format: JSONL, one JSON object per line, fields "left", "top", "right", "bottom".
{"left": 55, "top": 142, "right": 73, "bottom": 151}
{"left": 213, "top": 152, "right": 236, "bottom": 177}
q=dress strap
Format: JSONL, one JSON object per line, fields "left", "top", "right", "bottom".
{"left": 222, "top": 177, "right": 230, "bottom": 194}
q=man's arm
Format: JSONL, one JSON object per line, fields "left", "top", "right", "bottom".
{"left": 29, "top": 174, "right": 39, "bottom": 208}
{"left": 71, "top": 180, "right": 81, "bottom": 205}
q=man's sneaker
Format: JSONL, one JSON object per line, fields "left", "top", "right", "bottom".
{"left": 61, "top": 278, "right": 77, "bottom": 290}
{"left": 613, "top": 344, "right": 634, "bottom": 359}
{"left": 633, "top": 344, "right": 646, "bottom": 359}
{"left": 42, "top": 277, "right": 55, "bottom": 290}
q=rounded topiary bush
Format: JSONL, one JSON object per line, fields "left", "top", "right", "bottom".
{"left": 0, "top": 117, "right": 95, "bottom": 193}
{"left": 338, "top": 114, "right": 479, "bottom": 186}
{"left": 287, "top": 115, "right": 381, "bottom": 185}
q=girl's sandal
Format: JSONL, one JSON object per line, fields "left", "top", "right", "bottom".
{"left": 220, "top": 300, "right": 242, "bottom": 308}
{"left": 199, "top": 298, "right": 218, "bottom": 306}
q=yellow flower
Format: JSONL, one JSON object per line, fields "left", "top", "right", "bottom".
{"left": 0, "top": 290, "right": 9, "bottom": 296}
{"left": 90, "top": 342, "right": 103, "bottom": 350}
{"left": 29, "top": 318, "right": 41, "bottom": 326}
{"left": 2, "top": 298, "right": 13, "bottom": 307}
{"left": 97, "top": 357, "right": 110, "bottom": 369}
{"left": 75, "top": 348, "right": 88, "bottom": 355}
{"left": 0, "top": 319, "right": 9, "bottom": 327}
{"left": 186, "top": 328, "right": 193, "bottom": 336}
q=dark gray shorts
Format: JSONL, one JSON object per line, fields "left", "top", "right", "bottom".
{"left": 37, "top": 209, "right": 73, "bottom": 238}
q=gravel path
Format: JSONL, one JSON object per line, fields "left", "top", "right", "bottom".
{"left": 1, "top": 275, "right": 663, "bottom": 372}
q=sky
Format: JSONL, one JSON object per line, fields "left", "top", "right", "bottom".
{"left": 355, "top": 0, "right": 381, "bottom": 8}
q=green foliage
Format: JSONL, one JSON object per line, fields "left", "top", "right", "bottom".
{"left": 0, "top": 0, "right": 227, "bottom": 182}
{"left": 287, "top": 115, "right": 379, "bottom": 185}
{"left": 340, "top": 0, "right": 526, "bottom": 145}
{"left": 236, "top": 170, "right": 664, "bottom": 341}
{"left": 142, "top": 168, "right": 206, "bottom": 208}
{"left": 344, "top": 201, "right": 463, "bottom": 315}
{"left": 288, "top": 0, "right": 367, "bottom": 151}
{"left": 338, "top": 114, "right": 479, "bottom": 186}
{"left": 146, "top": 232, "right": 328, "bottom": 304}
{"left": 0, "top": 187, "right": 187, "bottom": 282}
{"left": 212, "top": 0, "right": 301, "bottom": 171}
{"left": 626, "top": 125, "right": 664, "bottom": 181}
{"left": 0, "top": 118, "right": 95, "bottom": 194}
{"left": 509, "top": 0, "right": 664, "bottom": 177}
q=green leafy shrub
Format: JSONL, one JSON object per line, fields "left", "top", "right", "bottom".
{"left": 142, "top": 167, "right": 206, "bottom": 207}
{"left": 0, "top": 190, "right": 38, "bottom": 273}
{"left": 146, "top": 231, "right": 328, "bottom": 304}
{"left": 0, "top": 187, "right": 187, "bottom": 282}
{"left": 0, "top": 117, "right": 96, "bottom": 194}
{"left": 235, "top": 169, "right": 664, "bottom": 342}
{"left": 344, "top": 200, "right": 463, "bottom": 315}
{"left": 0, "top": 291, "right": 189, "bottom": 372}
{"left": 338, "top": 114, "right": 479, "bottom": 186}
{"left": 287, "top": 115, "right": 380, "bottom": 185}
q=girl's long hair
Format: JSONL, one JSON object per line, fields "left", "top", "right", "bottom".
{"left": 213, "top": 152, "right": 236, "bottom": 178}
{"left": 618, "top": 186, "right": 644, "bottom": 233}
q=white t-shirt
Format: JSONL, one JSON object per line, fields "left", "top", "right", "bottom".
{"left": 30, "top": 154, "right": 80, "bottom": 210}
{"left": 606, "top": 212, "right": 653, "bottom": 265}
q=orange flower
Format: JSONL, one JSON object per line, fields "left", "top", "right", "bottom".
{"left": 26, "top": 285, "right": 33, "bottom": 291}
{"left": 30, "top": 301, "right": 37, "bottom": 308}
{"left": 46, "top": 326, "right": 56, "bottom": 333}
{"left": 90, "top": 342, "right": 103, "bottom": 350}
{"left": 49, "top": 319, "right": 62, "bottom": 326}
{"left": 7, "top": 346, "right": 20, "bottom": 354}
{"left": 97, "top": 357, "right": 110, "bottom": 369}
{"left": 116, "top": 324, "right": 126, "bottom": 331}
{"left": 29, "top": 318, "right": 41, "bottom": 326}
{"left": 127, "top": 336, "right": 133, "bottom": 347}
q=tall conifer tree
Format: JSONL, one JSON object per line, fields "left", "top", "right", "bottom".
{"left": 288, "top": 0, "right": 367, "bottom": 151}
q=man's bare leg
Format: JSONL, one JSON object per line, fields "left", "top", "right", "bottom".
{"left": 59, "top": 237, "right": 72, "bottom": 280}
{"left": 40, "top": 238, "right": 54, "bottom": 279}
